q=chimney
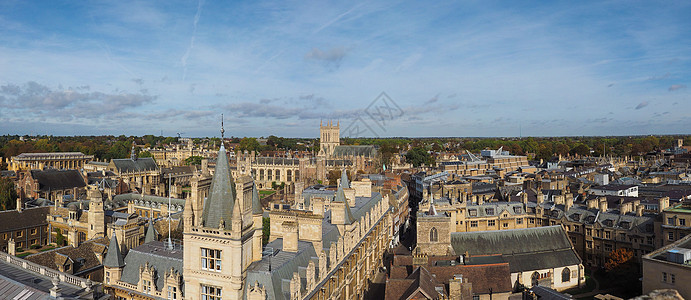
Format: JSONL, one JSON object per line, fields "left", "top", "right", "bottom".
{"left": 565, "top": 194, "right": 573, "bottom": 211}
{"left": 599, "top": 199, "right": 608, "bottom": 212}
{"left": 619, "top": 202, "right": 631, "bottom": 215}
{"left": 16, "top": 197, "right": 22, "bottom": 212}
{"left": 477, "top": 195, "right": 484, "bottom": 205}
{"left": 521, "top": 191, "right": 528, "bottom": 204}
{"left": 636, "top": 204, "right": 644, "bottom": 217}
{"left": 587, "top": 199, "right": 598, "bottom": 210}
{"left": 537, "top": 190, "right": 544, "bottom": 205}
{"left": 658, "top": 197, "right": 670, "bottom": 213}
{"left": 8, "top": 239, "right": 16, "bottom": 256}
{"left": 282, "top": 221, "right": 299, "bottom": 252}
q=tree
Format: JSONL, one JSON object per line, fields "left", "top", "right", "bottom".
{"left": 55, "top": 228, "right": 66, "bottom": 246}
{"left": 605, "top": 248, "right": 634, "bottom": 271}
{"left": 238, "top": 137, "right": 261, "bottom": 153}
{"left": 406, "top": 147, "right": 432, "bottom": 167}
{"left": 185, "top": 156, "right": 203, "bottom": 165}
{"left": 0, "top": 177, "right": 18, "bottom": 211}
{"left": 569, "top": 144, "right": 590, "bottom": 157}
{"left": 139, "top": 150, "right": 153, "bottom": 158}
{"left": 262, "top": 217, "right": 270, "bottom": 246}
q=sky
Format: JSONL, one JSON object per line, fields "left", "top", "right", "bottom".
{"left": 0, "top": 0, "right": 690, "bottom": 138}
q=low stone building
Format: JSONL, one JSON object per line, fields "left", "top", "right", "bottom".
{"left": 0, "top": 206, "right": 50, "bottom": 252}
{"left": 448, "top": 226, "right": 584, "bottom": 292}
{"left": 642, "top": 233, "right": 691, "bottom": 299}
{"left": 25, "top": 236, "right": 109, "bottom": 282}
{"left": 17, "top": 169, "right": 87, "bottom": 201}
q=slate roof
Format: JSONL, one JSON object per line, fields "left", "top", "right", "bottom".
{"left": 0, "top": 206, "right": 49, "bottom": 233}
{"left": 339, "top": 169, "right": 350, "bottom": 188}
{"left": 111, "top": 157, "right": 158, "bottom": 173}
{"left": 120, "top": 241, "right": 183, "bottom": 292}
{"left": 245, "top": 240, "right": 318, "bottom": 300}
{"left": 384, "top": 266, "right": 444, "bottom": 300}
{"left": 201, "top": 144, "right": 237, "bottom": 230}
{"left": 29, "top": 169, "right": 86, "bottom": 191}
{"left": 103, "top": 235, "right": 124, "bottom": 268}
{"left": 252, "top": 183, "right": 263, "bottom": 215}
{"left": 450, "top": 226, "right": 582, "bottom": 273}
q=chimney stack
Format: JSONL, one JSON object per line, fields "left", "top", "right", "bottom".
{"left": 282, "top": 221, "right": 299, "bottom": 252}
{"left": 16, "top": 197, "right": 22, "bottom": 212}
{"left": 599, "top": 199, "right": 608, "bottom": 212}
{"left": 658, "top": 197, "right": 670, "bottom": 213}
{"left": 636, "top": 204, "right": 644, "bottom": 217}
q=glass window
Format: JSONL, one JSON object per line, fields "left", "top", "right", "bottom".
{"left": 517, "top": 218, "right": 523, "bottom": 225}
{"left": 668, "top": 218, "right": 675, "bottom": 225}
{"left": 662, "top": 272, "right": 667, "bottom": 282}
{"left": 469, "top": 209, "right": 477, "bottom": 217}
{"left": 668, "top": 232, "right": 675, "bottom": 241}
{"left": 470, "top": 221, "right": 478, "bottom": 228}
{"left": 561, "top": 268, "right": 570, "bottom": 282}
{"left": 488, "top": 220, "right": 495, "bottom": 227}
{"left": 201, "top": 285, "right": 222, "bottom": 300}
{"left": 485, "top": 208, "right": 494, "bottom": 215}
{"left": 168, "top": 286, "right": 177, "bottom": 300}
{"left": 201, "top": 248, "right": 222, "bottom": 272}
{"left": 680, "top": 219, "right": 686, "bottom": 226}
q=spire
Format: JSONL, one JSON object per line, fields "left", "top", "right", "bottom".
{"left": 104, "top": 235, "right": 124, "bottom": 268}
{"left": 201, "top": 140, "right": 236, "bottom": 229}
{"left": 339, "top": 169, "right": 350, "bottom": 188}
{"left": 220, "top": 114, "right": 225, "bottom": 151}
{"left": 252, "top": 183, "right": 263, "bottom": 215}
{"left": 428, "top": 198, "right": 437, "bottom": 216}
{"left": 145, "top": 219, "right": 156, "bottom": 243}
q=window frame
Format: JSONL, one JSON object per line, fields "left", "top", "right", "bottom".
{"left": 201, "top": 248, "right": 222, "bottom": 272}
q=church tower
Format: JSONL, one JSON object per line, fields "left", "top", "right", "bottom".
{"left": 87, "top": 186, "right": 105, "bottom": 240}
{"left": 319, "top": 120, "right": 340, "bottom": 158}
{"left": 183, "top": 119, "right": 263, "bottom": 300}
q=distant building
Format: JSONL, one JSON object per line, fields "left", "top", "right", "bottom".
{"left": 108, "top": 147, "right": 160, "bottom": 195}
{"left": 660, "top": 200, "right": 691, "bottom": 246}
{"left": 8, "top": 152, "right": 94, "bottom": 172}
{"left": 17, "top": 169, "right": 87, "bottom": 201}
{"left": 589, "top": 184, "right": 639, "bottom": 197}
{"left": 0, "top": 206, "right": 50, "bottom": 252}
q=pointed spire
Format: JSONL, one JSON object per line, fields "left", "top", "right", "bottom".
{"left": 104, "top": 235, "right": 124, "bottom": 268}
{"left": 220, "top": 113, "right": 225, "bottom": 140}
{"left": 428, "top": 198, "right": 437, "bottom": 216}
{"left": 252, "top": 183, "right": 263, "bottom": 215}
{"left": 145, "top": 219, "right": 156, "bottom": 243}
{"left": 201, "top": 135, "right": 236, "bottom": 229}
{"left": 339, "top": 169, "right": 350, "bottom": 188}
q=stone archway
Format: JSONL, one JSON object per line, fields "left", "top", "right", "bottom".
{"left": 531, "top": 271, "right": 540, "bottom": 287}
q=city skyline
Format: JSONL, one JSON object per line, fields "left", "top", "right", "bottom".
{"left": 1, "top": 1, "right": 690, "bottom": 138}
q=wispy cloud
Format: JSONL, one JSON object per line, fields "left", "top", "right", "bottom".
{"left": 635, "top": 101, "right": 649, "bottom": 110}
{"left": 669, "top": 84, "right": 687, "bottom": 91}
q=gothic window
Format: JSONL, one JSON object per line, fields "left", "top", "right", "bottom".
{"left": 561, "top": 267, "right": 570, "bottom": 282}
{"left": 275, "top": 170, "right": 280, "bottom": 181}
{"left": 259, "top": 169, "right": 264, "bottom": 181}
{"left": 531, "top": 271, "right": 540, "bottom": 286}
{"left": 168, "top": 286, "right": 177, "bottom": 300}
{"left": 287, "top": 170, "right": 292, "bottom": 182}
{"left": 429, "top": 227, "right": 438, "bottom": 242}
{"left": 267, "top": 170, "right": 272, "bottom": 181}
{"left": 201, "top": 284, "right": 222, "bottom": 300}
{"left": 201, "top": 248, "right": 222, "bottom": 272}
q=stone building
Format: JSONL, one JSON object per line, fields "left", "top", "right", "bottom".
{"left": 449, "top": 226, "right": 584, "bottom": 292}
{"left": 642, "top": 233, "right": 691, "bottom": 299}
{"left": 0, "top": 205, "right": 50, "bottom": 252}
{"left": 660, "top": 199, "right": 691, "bottom": 246}
{"left": 8, "top": 152, "right": 94, "bottom": 172}
{"left": 386, "top": 247, "right": 512, "bottom": 300}
{"left": 26, "top": 236, "right": 109, "bottom": 282}
{"left": 108, "top": 147, "right": 161, "bottom": 195}
{"left": 17, "top": 169, "right": 87, "bottom": 201}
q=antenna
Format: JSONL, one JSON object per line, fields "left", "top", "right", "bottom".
{"left": 167, "top": 173, "right": 173, "bottom": 250}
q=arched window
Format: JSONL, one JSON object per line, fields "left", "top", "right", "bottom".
{"left": 287, "top": 170, "right": 292, "bottom": 182}
{"left": 275, "top": 170, "right": 281, "bottom": 181}
{"left": 429, "top": 227, "right": 438, "bottom": 242}
{"left": 531, "top": 271, "right": 540, "bottom": 287}
{"left": 561, "top": 267, "right": 570, "bottom": 282}
{"left": 259, "top": 169, "right": 264, "bottom": 181}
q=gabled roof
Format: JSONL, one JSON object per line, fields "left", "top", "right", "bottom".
{"left": 201, "top": 144, "right": 236, "bottom": 229}
{"left": 111, "top": 157, "right": 158, "bottom": 173}
{"left": 120, "top": 241, "right": 183, "bottom": 292}
{"left": 29, "top": 169, "right": 86, "bottom": 191}
{"left": 450, "top": 226, "right": 582, "bottom": 272}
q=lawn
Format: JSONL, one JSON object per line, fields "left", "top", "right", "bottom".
{"left": 259, "top": 190, "right": 275, "bottom": 196}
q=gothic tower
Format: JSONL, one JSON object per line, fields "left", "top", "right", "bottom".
{"left": 183, "top": 135, "right": 263, "bottom": 300}
{"left": 87, "top": 186, "right": 105, "bottom": 240}
{"left": 319, "top": 120, "right": 340, "bottom": 158}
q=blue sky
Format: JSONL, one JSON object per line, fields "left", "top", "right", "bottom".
{"left": 0, "top": 1, "right": 689, "bottom": 138}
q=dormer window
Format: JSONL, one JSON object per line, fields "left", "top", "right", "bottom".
{"left": 469, "top": 209, "right": 477, "bottom": 217}
{"left": 485, "top": 208, "right": 494, "bottom": 215}
{"left": 513, "top": 207, "right": 522, "bottom": 214}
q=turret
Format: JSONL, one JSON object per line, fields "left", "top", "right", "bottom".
{"left": 103, "top": 235, "right": 125, "bottom": 285}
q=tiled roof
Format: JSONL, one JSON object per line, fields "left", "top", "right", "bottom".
{"left": 0, "top": 207, "right": 49, "bottom": 232}
{"left": 29, "top": 169, "right": 86, "bottom": 191}
{"left": 111, "top": 157, "right": 158, "bottom": 173}
{"left": 26, "top": 236, "right": 109, "bottom": 275}
{"left": 120, "top": 241, "right": 183, "bottom": 292}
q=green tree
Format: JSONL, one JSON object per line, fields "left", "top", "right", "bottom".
{"left": 185, "top": 156, "right": 203, "bottom": 165}
{"left": 0, "top": 177, "right": 18, "bottom": 211}
{"left": 238, "top": 137, "right": 261, "bottom": 153}
{"left": 262, "top": 217, "right": 270, "bottom": 246}
{"left": 139, "top": 150, "right": 153, "bottom": 158}
{"left": 406, "top": 147, "right": 432, "bottom": 167}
